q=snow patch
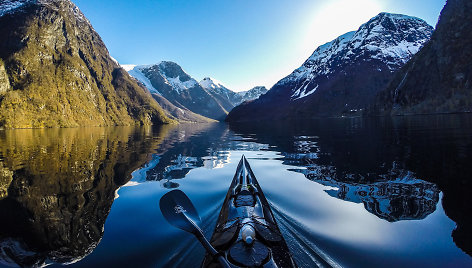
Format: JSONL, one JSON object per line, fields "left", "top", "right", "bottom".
{"left": 292, "top": 85, "right": 319, "bottom": 100}
{"left": 121, "top": 64, "right": 137, "bottom": 72}
{"left": 123, "top": 65, "right": 161, "bottom": 95}
{"left": 167, "top": 76, "right": 197, "bottom": 94}
{"left": 109, "top": 56, "right": 119, "bottom": 66}
{"left": 199, "top": 77, "right": 226, "bottom": 90}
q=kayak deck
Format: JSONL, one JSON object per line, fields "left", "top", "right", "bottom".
{"left": 202, "top": 156, "right": 297, "bottom": 267}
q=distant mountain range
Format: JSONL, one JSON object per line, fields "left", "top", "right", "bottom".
{"left": 227, "top": 12, "right": 434, "bottom": 122}
{"left": 0, "top": 0, "right": 172, "bottom": 128}
{"left": 124, "top": 63, "right": 267, "bottom": 121}
{"left": 199, "top": 77, "right": 268, "bottom": 106}
{"left": 122, "top": 62, "right": 228, "bottom": 121}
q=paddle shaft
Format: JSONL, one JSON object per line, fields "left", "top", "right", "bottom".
{"left": 194, "top": 228, "right": 231, "bottom": 268}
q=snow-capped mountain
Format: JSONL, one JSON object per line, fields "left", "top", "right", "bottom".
{"left": 237, "top": 86, "right": 268, "bottom": 103}
{"left": 227, "top": 12, "right": 434, "bottom": 122}
{"left": 199, "top": 77, "right": 241, "bottom": 111}
{"left": 282, "top": 13, "right": 432, "bottom": 100}
{"left": 124, "top": 62, "right": 228, "bottom": 120}
{"left": 199, "top": 78, "right": 268, "bottom": 107}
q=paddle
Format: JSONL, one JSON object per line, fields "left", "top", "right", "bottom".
{"left": 159, "top": 190, "right": 231, "bottom": 268}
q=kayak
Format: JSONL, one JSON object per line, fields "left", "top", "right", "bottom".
{"left": 202, "top": 155, "right": 297, "bottom": 267}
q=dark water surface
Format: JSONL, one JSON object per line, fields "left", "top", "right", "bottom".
{"left": 0, "top": 115, "right": 471, "bottom": 267}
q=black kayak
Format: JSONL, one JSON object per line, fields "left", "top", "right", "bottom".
{"left": 202, "top": 155, "right": 297, "bottom": 268}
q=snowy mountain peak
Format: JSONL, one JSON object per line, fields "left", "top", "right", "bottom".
{"left": 281, "top": 12, "right": 433, "bottom": 100}
{"left": 199, "top": 77, "right": 227, "bottom": 90}
{"left": 123, "top": 61, "right": 229, "bottom": 120}
{"left": 129, "top": 62, "right": 198, "bottom": 94}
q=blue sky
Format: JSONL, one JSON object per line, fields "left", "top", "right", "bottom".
{"left": 74, "top": 0, "right": 446, "bottom": 92}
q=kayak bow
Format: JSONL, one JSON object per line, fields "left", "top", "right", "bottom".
{"left": 202, "top": 155, "right": 297, "bottom": 268}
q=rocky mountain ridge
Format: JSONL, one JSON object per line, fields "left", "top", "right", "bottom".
{"left": 124, "top": 62, "right": 228, "bottom": 120}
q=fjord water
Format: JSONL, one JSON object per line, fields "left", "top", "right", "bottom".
{"left": 0, "top": 115, "right": 471, "bottom": 268}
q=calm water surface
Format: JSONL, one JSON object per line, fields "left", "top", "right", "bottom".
{"left": 0, "top": 115, "right": 471, "bottom": 267}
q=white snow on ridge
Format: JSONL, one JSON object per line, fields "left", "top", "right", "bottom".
{"left": 283, "top": 12, "right": 433, "bottom": 100}
{"left": 167, "top": 76, "right": 197, "bottom": 94}
{"left": 121, "top": 64, "right": 137, "bottom": 71}
{"left": 124, "top": 62, "right": 200, "bottom": 95}
{"left": 123, "top": 65, "right": 161, "bottom": 95}
{"left": 286, "top": 31, "right": 355, "bottom": 86}
{"left": 110, "top": 56, "right": 120, "bottom": 66}
{"left": 199, "top": 77, "right": 235, "bottom": 99}
{"left": 236, "top": 86, "right": 268, "bottom": 103}
{"left": 199, "top": 77, "right": 226, "bottom": 90}
{"left": 292, "top": 85, "right": 319, "bottom": 100}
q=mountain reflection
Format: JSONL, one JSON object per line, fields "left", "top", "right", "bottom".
{"left": 290, "top": 163, "right": 439, "bottom": 222}
{"left": 132, "top": 123, "right": 265, "bottom": 189}
{"left": 0, "top": 126, "right": 170, "bottom": 267}
{"left": 229, "top": 115, "right": 472, "bottom": 257}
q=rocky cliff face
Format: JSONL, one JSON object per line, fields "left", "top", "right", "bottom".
{"left": 0, "top": 0, "right": 171, "bottom": 128}
{"left": 375, "top": 0, "right": 472, "bottom": 115}
{"left": 125, "top": 63, "right": 228, "bottom": 120}
{"left": 226, "top": 13, "right": 433, "bottom": 122}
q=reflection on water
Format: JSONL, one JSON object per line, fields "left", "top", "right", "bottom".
{"left": 291, "top": 163, "right": 439, "bottom": 222}
{"left": 0, "top": 126, "right": 170, "bottom": 267}
{"left": 282, "top": 139, "right": 440, "bottom": 222}
{"left": 133, "top": 124, "right": 265, "bottom": 189}
{"left": 0, "top": 115, "right": 471, "bottom": 267}
{"left": 229, "top": 115, "right": 472, "bottom": 261}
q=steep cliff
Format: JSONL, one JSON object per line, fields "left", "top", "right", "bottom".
{"left": 0, "top": 0, "right": 172, "bottom": 128}
{"left": 375, "top": 0, "right": 471, "bottom": 114}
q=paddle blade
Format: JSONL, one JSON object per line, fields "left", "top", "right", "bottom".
{"left": 159, "top": 189, "right": 202, "bottom": 234}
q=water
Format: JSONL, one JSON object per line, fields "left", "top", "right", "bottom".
{"left": 0, "top": 115, "right": 471, "bottom": 267}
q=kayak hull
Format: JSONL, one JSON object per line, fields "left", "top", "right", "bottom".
{"left": 202, "top": 156, "right": 297, "bottom": 268}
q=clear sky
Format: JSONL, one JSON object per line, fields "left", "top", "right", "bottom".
{"left": 74, "top": 0, "right": 446, "bottom": 92}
